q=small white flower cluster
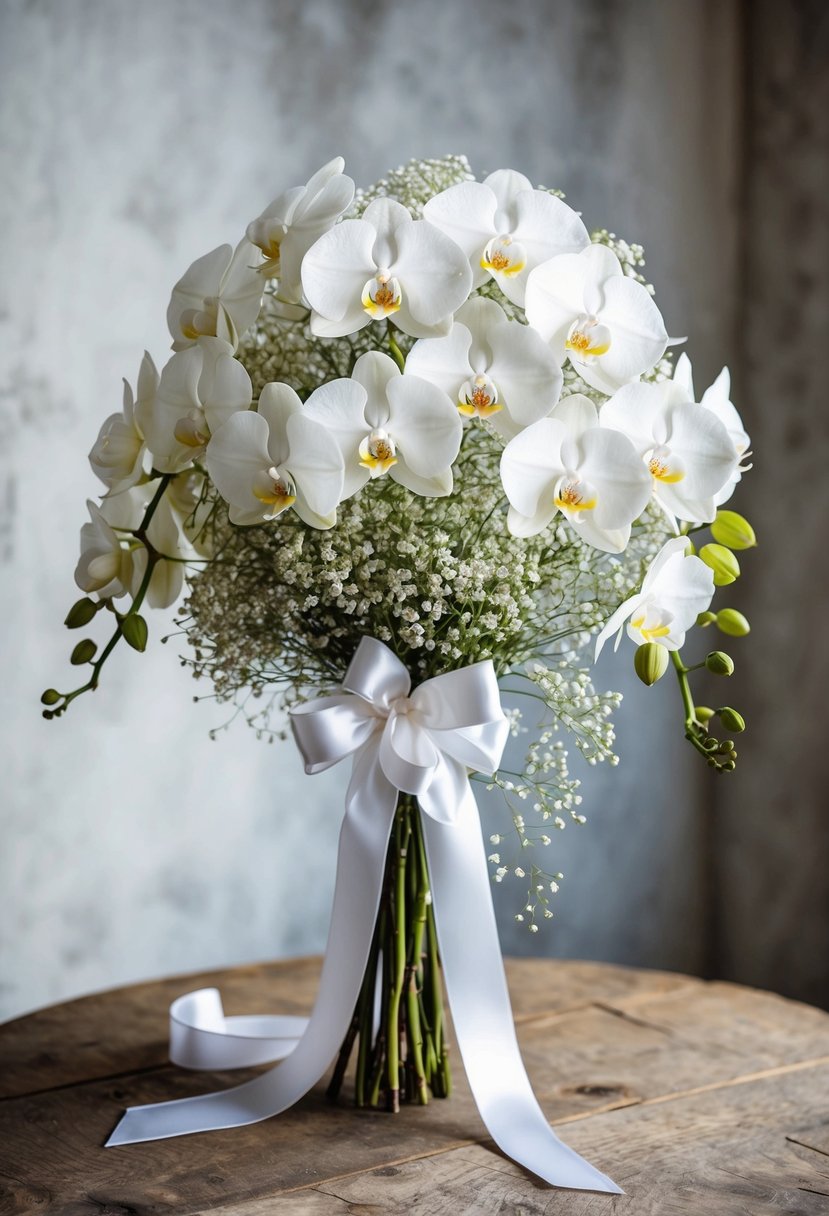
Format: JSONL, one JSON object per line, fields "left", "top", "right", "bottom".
{"left": 58, "top": 155, "right": 755, "bottom": 926}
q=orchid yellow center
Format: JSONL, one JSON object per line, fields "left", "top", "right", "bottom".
{"left": 630, "top": 606, "right": 673, "bottom": 643}
{"left": 459, "top": 374, "right": 502, "bottom": 418}
{"left": 252, "top": 466, "right": 297, "bottom": 516}
{"left": 173, "top": 409, "right": 210, "bottom": 449}
{"left": 554, "top": 474, "right": 598, "bottom": 517}
{"left": 179, "top": 300, "right": 218, "bottom": 341}
{"left": 359, "top": 429, "right": 398, "bottom": 477}
{"left": 362, "top": 272, "right": 402, "bottom": 319}
{"left": 647, "top": 445, "right": 686, "bottom": 484}
{"left": 481, "top": 234, "right": 526, "bottom": 277}
{"left": 565, "top": 315, "right": 612, "bottom": 361}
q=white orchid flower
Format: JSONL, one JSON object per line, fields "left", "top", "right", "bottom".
{"left": 404, "top": 297, "right": 563, "bottom": 441}
{"left": 246, "top": 157, "right": 355, "bottom": 302}
{"left": 167, "top": 238, "right": 263, "bottom": 352}
{"left": 673, "top": 354, "right": 751, "bottom": 506}
{"left": 89, "top": 353, "right": 158, "bottom": 496}
{"left": 500, "top": 394, "right": 651, "bottom": 552}
{"left": 423, "top": 169, "right": 588, "bottom": 308}
{"left": 594, "top": 536, "right": 715, "bottom": 659}
{"left": 299, "top": 350, "right": 463, "bottom": 500}
{"left": 75, "top": 501, "right": 134, "bottom": 599}
{"left": 301, "top": 198, "right": 472, "bottom": 339}
{"left": 600, "top": 375, "right": 737, "bottom": 526}
{"left": 136, "top": 337, "right": 252, "bottom": 474}
{"left": 100, "top": 486, "right": 191, "bottom": 610}
{"left": 525, "top": 244, "right": 668, "bottom": 394}
{"left": 205, "top": 385, "right": 344, "bottom": 528}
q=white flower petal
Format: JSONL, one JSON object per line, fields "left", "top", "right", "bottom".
{"left": 390, "top": 461, "right": 453, "bottom": 498}
{"left": 550, "top": 393, "right": 598, "bottom": 438}
{"left": 500, "top": 418, "right": 567, "bottom": 519}
{"left": 391, "top": 219, "right": 473, "bottom": 330}
{"left": 205, "top": 409, "right": 273, "bottom": 518}
{"left": 284, "top": 412, "right": 344, "bottom": 516}
{"left": 300, "top": 377, "right": 371, "bottom": 499}
{"left": 506, "top": 501, "right": 558, "bottom": 537}
{"left": 167, "top": 245, "right": 231, "bottom": 348}
{"left": 483, "top": 169, "right": 533, "bottom": 220}
{"left": 595, "top": 592, "right": 645, "bottom": 660}
{"left": 386, "top": 375, "right": 462, "bottom": 477}
{"left": 351, "top": 351, "right": 398, "bottom": 426}
{"left": 302, "top": 219, "right": 377, "bottom": 324}
{"left": 404, "top": 324, "right": 474, "bottom": 399}
{"left": 575, "top": 427, "right": 652, "bottom": 529}
{"left": 422, "top": 181, "right": 496, "bottom": 284}
{"left": 143, "top": 347, "right": 204, "bottom": 473}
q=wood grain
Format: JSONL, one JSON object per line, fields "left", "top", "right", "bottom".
{"left": 2, "top": 957, "right": 828, "bottom": 1215}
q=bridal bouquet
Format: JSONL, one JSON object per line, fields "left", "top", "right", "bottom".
{"left": 43, "top": 156, "right": 754, "bottom": 1189}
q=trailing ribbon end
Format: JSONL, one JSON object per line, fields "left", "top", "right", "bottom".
{"left": 103, "top": 637, "right": 620, "bottom": 1193}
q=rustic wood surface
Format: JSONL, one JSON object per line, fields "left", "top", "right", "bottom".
{"left": 1, "top": 957, "right": 828, "bottom": 1214}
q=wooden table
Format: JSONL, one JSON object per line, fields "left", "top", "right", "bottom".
{"left": 2, "top": 958, "right": 829, "bottom": 1214}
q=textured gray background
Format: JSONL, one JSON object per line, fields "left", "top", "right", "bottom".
{"left": 1, "top": 0, "right": 826, "bottom": 1021}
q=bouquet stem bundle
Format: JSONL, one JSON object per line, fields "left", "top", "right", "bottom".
{"left": 327, "top": 794, "right": 450, "bottom": 1111}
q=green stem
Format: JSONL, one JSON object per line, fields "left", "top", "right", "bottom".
{"left": 387, "top": 322, "right": 406, "bottom": 373}
{"left": 386, "top": 805, "right": 410, "bottom": 1111}
{"left": 55, "top": 474, "right": 173, "bottom": 713}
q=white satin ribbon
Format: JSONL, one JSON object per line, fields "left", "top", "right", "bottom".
{"left": 106, "top": 637, "right": 620, "bottom": 1195}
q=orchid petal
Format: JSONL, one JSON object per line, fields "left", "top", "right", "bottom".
{"left": 386, "top": 375, "right": 462, "bottom": 477}
{"left": 391, "top": 219, "right": 473, "bottom": 330}
{"left": 300, "top": 378, "right": 371, "bottom": 499}
{"left": 422, "top": 181, "right": 496, "bottom": 285}
{"left": 404, "top": 324, "right": 474, "bottom": 399}
{"left": 205, "top": 410, "right": 272, "bottom": 519}
{"left": 284, "top": 412, "right": 345, "bottom": 516}
{"left": 302, "top": 219, "right": 377, "bottom": 324}
{"left": 500, "top": 418, "right": 567, "bottom": 519}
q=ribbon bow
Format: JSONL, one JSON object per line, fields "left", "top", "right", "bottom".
{"left": 106, "top": 638, "right": 620, "bottom": 1195}
{"left": 291, "top": 636, "right": 509, "bottom": 825}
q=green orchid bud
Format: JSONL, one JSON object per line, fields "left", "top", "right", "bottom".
{"left": 719, "top": 707, "right": 745, "bottom": 733}
{"left": 121, "top": 614, "right": 148, "bottom": 653}
{"left": 716, "top": 608, "right": 750, "bottom": 637}
{"left": 40, "top": 688, "right": 60, "bottom": 705}
{"left": 634, "top": 642, "right": 669, "bottom": 686}
{"left": 683, "top": 538, "right": 697, "bottom": 556}
{"left": 695, "top": 706, "right": 715, "bottom": 724}
{"left": 705, "top": 650, "right": 735, "bottom": 676}
{"left": 64, "top": 597, "right": 98, "bottom": 629}
{"left": 70, "top": 639, "right": 97, "bottom": 665}
{"left": 700, "top": 543, "right": 740, "bottom": 586}
{"left": 696, "top": 611, "right": 717, "bottom": 628}
{"left": 711, "top": 509, "right": 757, "bottom": 550}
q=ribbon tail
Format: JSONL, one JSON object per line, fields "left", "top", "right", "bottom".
{"left": 105, "top": 743, "right": 397, "bottom": 1147}
{"left": 421, "top": 785, "right": 623, "bottom": 1194}
{"left": 169, "top": 989, "right": 309, "bottom": 1070}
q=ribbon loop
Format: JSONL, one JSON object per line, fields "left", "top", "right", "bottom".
{"left": 105, "top": 637, "right": 620, "bottom": 1195}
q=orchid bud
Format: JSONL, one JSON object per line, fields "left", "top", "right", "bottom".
{"left": 121, "top": 614, "right": 149, "bottom": 653}
{"left": 41, "top": 689, "right": 60, "bottom": 705}
{"left": 70, "top": 639, "right": 97, "bottom": 665}
{"left": 696, "top": 611, "right": 717, "bottom": 628}
{"left": 700, "top": 543, "right": 740, "bottom": 586}
{"left": 716, "top": 608, "right": 750, "bottom": 637}
{"left": 711, "top": 509, "right": 757, "bottom": 550}
{"left": 695, "top": 706, "right": 715, "bottom": 724}
{"left": 719, "top": 707, "right": 745, "bottom": 733}
{"left": 705, "top": 650, "right": 734, "bottom": 676}
{"left": 634, "top": 642, "right": 669, "bottom": 686}
{"left": 65, "top": 597, "right": 98, "bottom": 629}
